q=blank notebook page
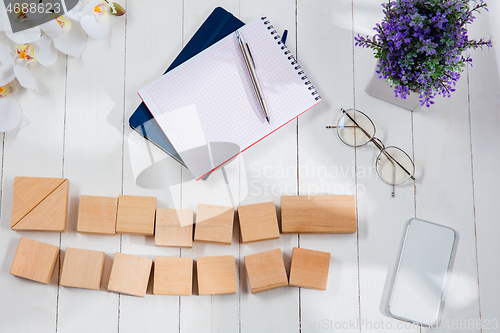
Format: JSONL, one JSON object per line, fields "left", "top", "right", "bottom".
{"left": 139, "top": 17, "right": 321, "bottom": 180}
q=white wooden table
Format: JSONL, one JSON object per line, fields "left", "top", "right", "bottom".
{"left": 1, "top": 1, "right": 499, "bottom": 332}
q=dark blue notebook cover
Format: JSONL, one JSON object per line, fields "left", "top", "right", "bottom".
{"left": 129, "top": 7, "right": 245, "bottom": 167}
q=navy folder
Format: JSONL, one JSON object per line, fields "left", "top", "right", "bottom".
{"left": 129, "top": 7, "right": 245, "bottom": 167}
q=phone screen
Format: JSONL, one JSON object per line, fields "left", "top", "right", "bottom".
{"left": 388, "top": 218, "right": 456, "bottom": 327}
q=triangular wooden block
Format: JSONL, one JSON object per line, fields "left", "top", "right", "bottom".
{"left": 11, "top": 177, "right": 66, "bottom": 227}
{"left": 12, "top": 179, "right": 69, "bottom": 232}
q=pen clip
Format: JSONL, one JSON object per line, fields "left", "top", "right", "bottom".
{"left": 244, "top": 43, "right": 256, "bottom": 69}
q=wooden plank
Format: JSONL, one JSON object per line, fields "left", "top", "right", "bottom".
{"left": 12, "top": 179, "right": 69, "bottom": 232}
{"left": 116, "top": 195, "right": 157, "bottom": 236}
{"left": 289, "top": 247, "right": 330, "bottom": 290}
{"left": 60, "top": 247, "right": 105, "bottom": 291}
{"left": 468, "top": 2, "right": 500, "bottom": 327}
{"left": 0, "top": 32, "right": 67, "bottom": 331}
{"left": 238, "top": 201, "right": 280, "bottom": 243}
{"left": 10, "top": 237, "right": 60, "bottom": 284}
{"left": 77, "top": 195, "right": 118, "bottom": 235}
{"left": 57, "top": 4, "right": 126, "bottom": 331}
{"left": 244, "top": 248, "right": 288, "bottom": 293}
{"left": 197, "top": 255, "right": 237, "bottom": 295}
{"left": 194, "top": 204, "right": 234, "bottom": 245}
{"left": 155, "top": 208, "right": 193, "bottom": 248}
{"left": 237, "top": 0, "right": 300, "bottom": 331}
{"left": 281, "top": 195, "right": 356, "bottom": 233}
{"left": 119, "top": 0, "right": 184, "bottom": 330}
{"left": 154, "top": 256, "right": 193, "bottom": 296}
{"left": 107, "top": 252, "right": 153, "bottom": 297}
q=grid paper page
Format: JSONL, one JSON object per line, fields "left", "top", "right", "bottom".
{"left": 139, "top": 17, "right": 321, "bottom": 179}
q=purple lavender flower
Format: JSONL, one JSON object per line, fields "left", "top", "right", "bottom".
{"left": 355, "top": 0, "right": 491, "bottom": 107}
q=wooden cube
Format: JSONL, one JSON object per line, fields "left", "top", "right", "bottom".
{"left": 155, "top": 209, "right": 193, "bottom": 248}
{"left": 77, "top": 195, "right": 118, "bottom": 235}
{"left": 11, "top": 177, "right": 69, "bottom": 232}
{"left": 116, "top": 195, "right": 156, "bottom": 236}
{"left": 194, "top": 204, "right": 234, "bottom": 245}
{"left": 244, "top": 248, "right": 288, "bottom": 293}
{"left": 107, "top": 252, "right": 153, "bottom": 297}
{"left": 10, "top": 237, "right": 59, "bottom": 284}
{"left": 281, "top": 195, "right": 356, "bottom": 233}
{"left": 289, "top": 247, "right": 330, "bottom": 290}
{"left": 60, "top": 247, "right": 105, "bottom": 290}
{"left": 154, "top": 256, "right": 193, "bottom": 296}
{"left": 197, "top": 255, "right": 236, "bottom": 295}
{"left": 238, "top": 201, "right": 280, "bottom": 243}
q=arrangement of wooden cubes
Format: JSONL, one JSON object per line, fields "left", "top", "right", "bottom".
{"left": 238, "top": 202, "right": 280, "bottom": 243}
{"left": 155, "top": 209, "right": 193, "bottom": 248}
{"left": 244, "top": 248, "right": 288, "bottom": 293}
{"left": 10, "top": 237, "right": 59, "bottom": 284}
{"left": 115, "top": 195, "right": 157, "bottom": 236}
{"left": 107, "top": 252, "right": 153, "bottom": 297}
{"left": 77, "top": 195, "right": 118, "bottom": 235}
{"left": 197, "top": 255, "right": 237, "bottom": 295}
{"left": 154, "top": 256, "right": 193, "bottom": 296}
{"left": 194, "top": 204, "right": 234, "bottom": 245}
{"left": 60, "top": 247, "right": 105, "bottom": 290}
{"left": 281, "top": 195, "right": 356, "bottom": 233}
{"left": 289, "top": 247, "right": 331, "bottom": 290}
{"left": 11, "top": 177, "right": 69, "bottom": 232}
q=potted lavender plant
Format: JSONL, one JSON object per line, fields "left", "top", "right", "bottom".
{"left": 355, "top": 0, "right": 491, "bottom": 108}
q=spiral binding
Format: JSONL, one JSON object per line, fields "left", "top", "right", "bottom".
{"left": 261, "top": 17, "right": 321, "bottom": 101}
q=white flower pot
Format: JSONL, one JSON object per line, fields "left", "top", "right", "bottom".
{"left": 365, "top": 70, "right": 421, "bottom": 111}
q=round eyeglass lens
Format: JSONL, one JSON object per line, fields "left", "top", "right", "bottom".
{"left": 376, "top": 146, "right": 415, "bottom": 186}
{"left": 336, "top": 109, "right": 375, "bottom": 147}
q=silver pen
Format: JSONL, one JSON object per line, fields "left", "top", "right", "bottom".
{"left": 236, "top": 30, "right": 270, "bottom": 124}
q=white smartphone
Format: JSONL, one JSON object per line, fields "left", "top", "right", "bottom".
{"left": 387, "top": 218, "right": 457, "bottom": 327}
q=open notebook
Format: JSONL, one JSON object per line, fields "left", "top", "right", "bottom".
{"left": 139, "top": 17, "right": 321, "bottom": 180}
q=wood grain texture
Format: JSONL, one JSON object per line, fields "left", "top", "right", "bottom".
{"left": 281, "top": 195, "right": 356, "bottom": 233}
{"left": 289, "top": 247, "right": 330, "bottom": 290}
{"left": 116, "top": 195, "right": 157, "bottom": 236}
{"left": 197, "top": 255, "right": 237, "bottom": 295}
{"left": 238, "top": 201, "right": 280, "bottom": 243}
{"left": 194, "top": 204, "right": 234, "bottom": 244}
{"left": 11, "top": 176, "right": 66, "bottom": 226}
{"left": 155, "top": 208, "right": 193, "bottom": 248}
{"left": 10, "top": 237, "right": 59, "bottom": 284}
{"left": 60, "top": 247, "right": 105, "bottom": 290}
{"left": 107, "top": 252, "right": 153, "bottom": 297}
{"left": 77, "top": 195, "right": 118, "bottom": 235}
{"left": 244, "top": 248, "right": 288, "bottom": 293}
{"left": 153, "top": 256, "right": 193, "bottom": 296}
{"left": 12, "top": 178, "right": 69, "bottom": 232}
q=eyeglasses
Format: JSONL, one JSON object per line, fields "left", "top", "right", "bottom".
{"left": 326, "top": 108, "right": 415, "bottom": 197}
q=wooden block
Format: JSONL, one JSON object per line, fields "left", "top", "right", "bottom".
{"left": 289, "top": 247, "right": 330, "bottom": 290}
{"left": 153, "top": 256, "right": 193, "bottom": 296}
{"left": 194, "top": 204, "right": 234, "bottom": 245}
{"left": 11, "top": 177, "right": 69, "bottom": 232}
{"left": 10, "top": 237, "right": 59, "bottom": 284}
{"left": 60, "top": 247, "right": 105, "bottom": 290}
{"left": 238, "top": 201, "right": 280, "bottom": 243}
{"left": 107, "top": 252, "right": 153, "bottom": 297}
{"left": 197, "top": 255, "right": 236, "bottom": 295}
{"left": 115, "top": 195, "right": 156, "bottom": 236}
{"left": 77, "top": 195, "right": 118, "bottom": 235}
{"left": 155, "top": 208, "right": 193, "bottom": 248}
{"left": 281, "top": 195, "right": 356, "bottom": 233}
{"left": 244, "top": 248, "right": 288, "bottom": 293}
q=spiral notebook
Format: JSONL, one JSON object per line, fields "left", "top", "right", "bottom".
{"left": 138, "top": 16, "right": 321, "bottom": 180}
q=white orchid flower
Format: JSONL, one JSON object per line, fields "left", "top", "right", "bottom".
{"left": 0, "top": 41, "right": 38, "bottom": 92}
{"left": 66, "top": 0, "right": 125, "bottom": 40}
{"left": 0, "top": 82, "right": 29, "bottom": 133}
{"left": 0, "top": 7, "right": 87, "bottom": 58}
